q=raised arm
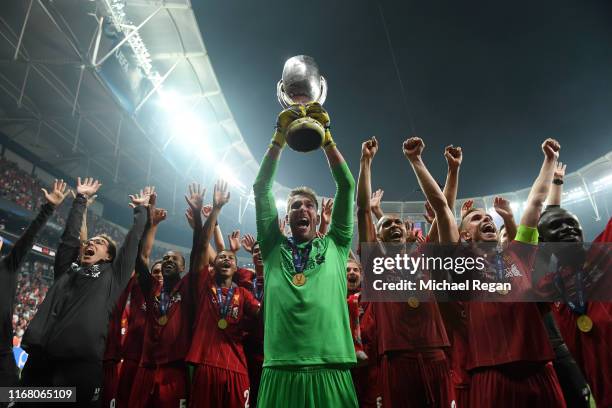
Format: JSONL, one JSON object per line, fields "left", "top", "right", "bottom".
{"left": 322, "top": 144, "right": 355, "bottom": 247}
{"left": 140, "top": 189, "right": 167, "bottom": 266}
{"left": 318, "top": 198, "right": 333, "bottom": 235}
{"left": 303, "top": 102, "right": 356, "bottom": 246}
{"left": 253, "top": 144, "right": 283, "bottom": 260}
{"left": 110, "top": 188, "right": 150, "bottom": 298}
{"left": 427, "top": 145, "right": 463, "bottom": 243}
{"left": 188, "top": 181, "right": 230, "bottom": 274}
{"left": 3, "top": 179, "right": 68, "bottom": 274}
{"left": 73, "top": 192, "right": 97, "bottom": 243}
{"left": 184, "top": 183, "right": 206, "bottom": 273}
{"left": 493, "top": 196, "right": 517, "bottom": 242}
{"left": 357, "top": 137, "right": 379, "bottom": 244}
{"left": 370, "top": 189, "right": 385, "bottom": 221}
{"left": 186, "top": 205, "right": 218, "bottom": 263}
{"left": 54, "top": 177, "right": 100, "bottom": 280}
{"left": 520, "top": 139, "right": 560, "bottom": 229}
{"left": 403, "top": 137, "right": 459, "bottom": 244}
{"left": 548, "top": 162, "right": 566, "bottom": 206}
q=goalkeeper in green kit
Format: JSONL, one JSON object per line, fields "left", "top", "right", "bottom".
{"left": 253, "top": 103, "right": 358, "bottom": 407}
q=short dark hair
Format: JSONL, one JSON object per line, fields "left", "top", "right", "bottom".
{"left": 165, "top": 250, "right": 185, "bottom": 267}
{"left": 98, "top": 234, "right": 117, "bottom": 261}
{"left": 459, "top": 207, "right": 482, "bottom": 231}
{"left": 537, "top": 206, "right": 579, "bottom": 242}
{"left": 287, "top": 186, "right": 318, "bottom": 211}
{"left": 151, "top": 259, "right": 163, "bottom": 271}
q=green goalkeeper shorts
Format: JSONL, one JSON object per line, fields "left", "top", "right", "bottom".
{"left": 257, "top": 365, "right": 358, "bottom": 408}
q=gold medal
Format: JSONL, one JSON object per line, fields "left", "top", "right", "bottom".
{"left": 497, "top": 288, "right": 509, "bottom": 296}
{"left": 576, "top": 315, "right": 593, "bottom": 333}
{"left": 292, "top": 273, "right": 306, "bottom": 286}
{"left": 407, "top": 297, "right": 420, "bottom": 308}
{"left": 218, "top": 318, "right": 228, "bottom": 330}
{"left": 157, "top": 315, "right": 168, "bottom": 326}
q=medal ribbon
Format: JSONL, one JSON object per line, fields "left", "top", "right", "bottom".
{"left": 494, "top": 249, "right": 505, "bottom": 283}
{"left": 159, "top": 291, "right": 170, "bottom": 316}
{"left": 553, "top": 266, "right": 586, "bottom": 315}
{"left": 214, "top": 284, "right": 236, "bottom": 319}
{"left": 253, "top": 276, "right": 263, "bottom": 300}
{"left": 287, "top": 237, "right": 313, "bottom": 273}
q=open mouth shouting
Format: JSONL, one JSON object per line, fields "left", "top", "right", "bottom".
{"left": 479, "top": 221, "right": 498, "bottom": 241}
{"left": 162, "top": 261, "right": 177, "bottom": 275}
{"left": 389, "top": 227, "right": 403, "bottom": 241}
{"left": 295, "top": 217, "right": 310, "bottom": 232}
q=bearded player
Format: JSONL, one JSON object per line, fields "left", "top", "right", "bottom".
{"left": 253, "top": 103, "right": 357, "bottom": 407}
{"left": 405, "top": 136, "right": 566, "bottom": 406}
{"left": 357, "top": 136, "right": 456, "bottom": 407}
{"left": 129, "top": 188, "right": 190, "bottom": 408}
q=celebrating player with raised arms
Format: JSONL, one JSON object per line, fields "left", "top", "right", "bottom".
{"left": 129, "top": 188, "right": 190, "bottom": 408}
{"left": 405, "top": 136, "right": 567, "bottom": 406}
{"left": 357, "top": 136, "right": 455, "bottom": 408}
{"left": 185, "top": 180, "right": 262, "bottom": 407}
{"left": 253, "top": 103, "right": 357, "bottom": 407}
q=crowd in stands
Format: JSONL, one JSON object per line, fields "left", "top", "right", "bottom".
{"left": 12, "top": 261, "right": 51, "bottom": 347}
{"left": 0, "top": 155, "right": 168, "bottom": 256}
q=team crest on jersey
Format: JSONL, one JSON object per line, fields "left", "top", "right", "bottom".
{"left": 505, "top": 263, "right": 522, "bottom": 278}
{"left": 231, "top": 306, "right": 239, "bottom": 319}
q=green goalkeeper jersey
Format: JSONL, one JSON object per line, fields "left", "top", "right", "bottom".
{"left": 253, "top": 153, "right": 356, "bottom": 368}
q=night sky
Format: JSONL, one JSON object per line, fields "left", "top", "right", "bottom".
{"left": 193, "top": 0, "right": 612, "bottom": 201}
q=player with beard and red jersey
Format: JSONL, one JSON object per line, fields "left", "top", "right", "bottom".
{"left": 537, "top": 161, "right": 612, "bottom": 407}
{"left": 185, "top": 180, "right": 261, "bottom": 407}
{"left": 409, "top": 136, "right": 565, "bottom": 406}
{"left": 357, "top": 136, "right": 457, "bottom": 407}
{"left": 128, "top": 187, "right": 193, "bottom": 408}
{"left": 346, "top": 257, "right": 381, "bottom": 408}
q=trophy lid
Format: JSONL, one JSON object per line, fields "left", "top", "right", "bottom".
{"left": 281, "top": 55, "right": 322, "bottom": 105}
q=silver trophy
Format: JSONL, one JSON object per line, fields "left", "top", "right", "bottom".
{"left": 277, "top": 55, "right": 328, "bottom": 152}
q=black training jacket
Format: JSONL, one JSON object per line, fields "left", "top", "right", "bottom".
{"left": 22, "top": 194, "right": 147, "bottom": 362}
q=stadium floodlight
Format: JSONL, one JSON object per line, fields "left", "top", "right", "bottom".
{"left": 158, "top": 90, "right": 181, "bottom": 111}
{"left": 216, "top": 163, "right": 245, "bottom": 190}
{"left": 276, "top": 199, "right": 286, "bottom": 210}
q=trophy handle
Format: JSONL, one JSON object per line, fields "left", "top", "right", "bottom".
{"left": 316, "top": 76, "right": 328, "bottom": 105}
{"left": 277, "top": 80, "right": 292, "bottom": 109}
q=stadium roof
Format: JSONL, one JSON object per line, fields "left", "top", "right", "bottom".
{"left": 0, "top": 0, "right": 271, "bottom": 222}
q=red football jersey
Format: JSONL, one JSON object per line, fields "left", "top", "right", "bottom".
{"left": 121, "top": 278, "right": 147, "bottom": 362}
{"left": 370, "top": 237, "right": 450, "bottom": 354}
{"left": 139, "top": 274, "right": 194, "bottom": 367}
{"left": 464, "top": 240, "right": 554, "bottom": 369}
{"left": 552, "top": 217, "right": 612, "bottom": 407}
{"left": 103, "top": 277, "right": 133, "bottom": 361}
{"left": 373, "top": 300, "right": 450, "bottom": 355}
{"left": 347, "top": 293, "right": 364, "bottom": 355}
{"left": 185, "top": 268, "right": 260, "bottom": 374}
{"left": 439, "top": 301, "right": 470, "bottom": 387}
